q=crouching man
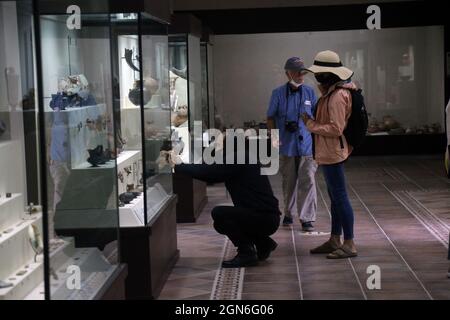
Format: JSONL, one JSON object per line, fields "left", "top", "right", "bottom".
{"left": 175, "top": 139, "right": 281, "bottom": 268}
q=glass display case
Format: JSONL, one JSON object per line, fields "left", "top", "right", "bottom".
{"left": 35, "top": 1, "right": 125, "bottom": 300}
{"left": 109, "top": 9, "right": 178, "bottom": 300}
{"left": 168, "top": 14, "right": 208, "bottom": 224}
{"left": 110, "top": 13, "right": 173, "bottom": 228}
{"left": 0, "top": 0, "right": 44, "bottom": 300}
{"left": 334, "top": 27, "right": 445, "bottom": 137}
{"left": 33, "top": 0, "right": 176, "bottom": 300}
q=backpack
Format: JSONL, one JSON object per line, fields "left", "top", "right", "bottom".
{"left": 343, "top": 88, "right": 368, "bottom": 148}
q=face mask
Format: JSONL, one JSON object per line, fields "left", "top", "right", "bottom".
{"left": 315, "top": 73, "right": 330, "bottom": 84}
{"left": 289, "top": 79, "right": 302, "bottom": 88}
{"left": 315, "top": 73, "right": 339, "bottom": 86}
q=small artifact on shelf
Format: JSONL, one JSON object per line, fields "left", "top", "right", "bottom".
{"left": 405, "top": 127, "right": 417, "bottom": 135}
{"left": 430, "top": 123, "right": 442, "bottom": 134}
{"left": 49, "top": 75, "right": 94, "bottom": 110}
{"left": 368, "top": 124, "right": 381, "bottom": 134}
{"left": 171, "top": 105, "right": 188, "bottom": 127}
{"left": 28, "top": 224, "right": 44, "bottom": 262}
{"left": 6, "top": 193, "right": 12, "bottom": 198}
{"left": 416, "top": 126, "right": 426, "bottom": 135}
{"left": 383, "top": 115, "right": 400, "bottom": 130}
{"left": 16, "top": 270, "right": 27, "bottom": 277}
{"left": 0, "top": 280, "right": 13, "bottom": 289}
{"left": 388, "top": 127, "right": 405, "bottom": 135}
{"left": 124, "top": 48, "right": 140, "bottom": 72}
{"left": 377, "top": 123, "right": 387, "bottom": 132}
{"left": 26, "top": 203, "right": 40, "bottom": 216}
{"left": 118, "top": 171, "right": 124, "bottom": 183}
{"left": 124, "top": 166, "right": 132, "bottom": 176}
{"left": 119, "top": 192, "right": 139, "bottom": 205}
{"left": 128, "top": 80, "right": 152, "bottom": 106}
{"left": 87, "top": 145, "right": 107, "bottom": 167}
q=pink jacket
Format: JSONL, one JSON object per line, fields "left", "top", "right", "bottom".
{"left": 305, "top": 82, "right": 356, "bottom": 165}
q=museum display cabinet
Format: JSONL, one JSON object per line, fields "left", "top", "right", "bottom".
{"left": 109, "top": 5, "right": 179, "bottom": 299}
{"left": 33, "top": 0, "right": 177, "bottom": 299}
{"left": 1, "top": 0, "right": 127, "bottom": 301}
{"left": 0, "top": 0, "right": 47, "bottom": 300}
{"left": 34, "top": 0, "right": 127, "bottom": 300}
{"left": 169, "top": 13, "right": 207, "bottom": 223}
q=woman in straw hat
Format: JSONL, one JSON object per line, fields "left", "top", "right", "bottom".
{"left": 301, "top": 50, "right": 358, "bottom": 259}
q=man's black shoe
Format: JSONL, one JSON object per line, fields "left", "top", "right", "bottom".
{"left": 222, "top": 253, "right": 258, "bottom": 268}
{"left": 282, "top": 216, "right": 293, "bottom": 226}
{"left": 255, "top": 238, "right": 278, "bottom": 261}
{"left": 301, "top": 222, "right": 315, "bottom": 232}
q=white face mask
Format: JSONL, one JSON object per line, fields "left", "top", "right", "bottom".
{"left": 288, "top": 72, "right": 303, "bottom": 88}
{"left": 289, "top": 79, "right": 302, "bottom": 88}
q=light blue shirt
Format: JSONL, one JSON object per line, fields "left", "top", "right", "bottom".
{"left": 267, "top": 83, "right": 317, "bottom": 157}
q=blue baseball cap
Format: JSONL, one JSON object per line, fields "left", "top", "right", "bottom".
{"left": 284, "top": 57, "right": 310, "bottom": 72}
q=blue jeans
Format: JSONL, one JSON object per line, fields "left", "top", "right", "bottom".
{"left": 322, "top": 163, "right": 354, "bottom": 240}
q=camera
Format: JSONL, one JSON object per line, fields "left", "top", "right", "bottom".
{"left": 285, "top": 121, "right": 299, "bottom": 133}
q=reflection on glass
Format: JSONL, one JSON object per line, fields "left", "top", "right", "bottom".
{"left": 111, "top": 15, "right": 145, "bottom": 227}
{"left": 141, "top": 14, "right": 173, "bottom": 222}
{"left": 111, "top": 13, "right": 173, "bottom": 227}
{"left": 213, "top": 26, "right": 444, "bottom": 136}
{"left": 0, "top": 0, "right": 44, "bottom": 300}
{"left": 169, "top": 36, "right": 190, "bottom": 163}
{"left": 38, "top": 12, "right": 119, "bottom": 300}
{"left": 363, "top": 28, "right": 443, "bottom": 136}
{"left": 331, "top": 27, "right": 443, "bottom": 136}
{"left": 169, "top": 34, "right": 203, "bottom": 163}
{"left": 201, "top": 44, "right": 209, "bottom": 128}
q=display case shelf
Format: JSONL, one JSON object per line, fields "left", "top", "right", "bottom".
{"left": 0, "top": 214, "right": 43, "bottom": 300}
{"left": 24, "top": 238, "right": 118, "bottom": 300}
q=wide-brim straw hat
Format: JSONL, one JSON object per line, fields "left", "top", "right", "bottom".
{"left": 309, "top": 50, "right": 354, "bottom": 81}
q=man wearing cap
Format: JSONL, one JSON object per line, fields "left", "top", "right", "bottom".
{"left": 267, "top": 57, "right": 318, "bottom": 231}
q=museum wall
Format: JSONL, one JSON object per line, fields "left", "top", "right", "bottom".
{"left": 213, "top": 27, "right": 445, "bottom": 130}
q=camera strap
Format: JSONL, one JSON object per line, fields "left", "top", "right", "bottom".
{"left": 284, "top": 83, "right": 303, "bottom": 124}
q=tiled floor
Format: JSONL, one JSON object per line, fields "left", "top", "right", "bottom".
{"left": 159, "top": 155, "right": 450, "bottom": 300}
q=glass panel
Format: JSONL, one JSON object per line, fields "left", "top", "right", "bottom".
{"left": 206, "top": 43, "right": 215, "bottom": 130}
{"left": 187, "top": 34, "right": 202, "bottom": 162}
{"left": 110, "top": 13, "right": 146, "bottom": 226}
{"left": 0, "top": 0, "right": 44, "bottom": 300}
{"left": 140, "top": 14, "right": 172, "bottom": 222}
{"left": 38, "top": 11, "right": 119, "bottom": 300}
{"left": 169, "top": 35, "right": 190, "bottom": 163}
{"left": 201, "top": 44, "right": 209, "bottom": 128}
